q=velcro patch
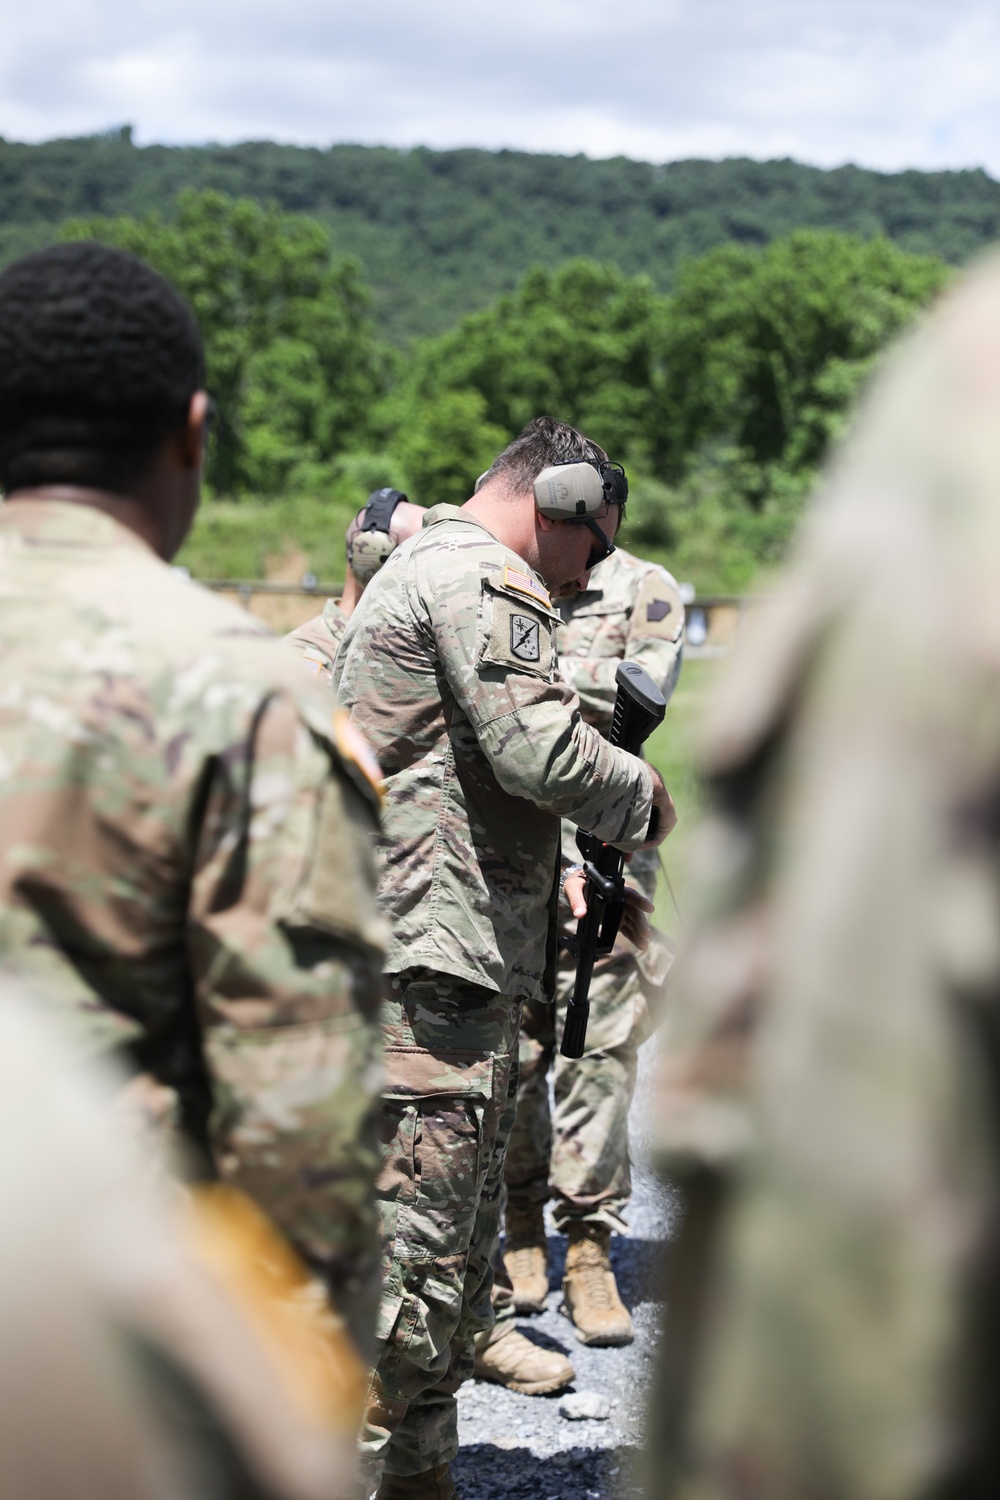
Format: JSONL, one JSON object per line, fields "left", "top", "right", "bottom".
{"left": 302, "top": 646, "right": 331, "bottom": 677}
{"left": 480, "top": 594, "right": 553, "bottom": 679}
{"left": 635, "top": 571, "right": 684, "bottom": 643}
{"left": 501, "top": 563, "right": 552, "bottom": 611}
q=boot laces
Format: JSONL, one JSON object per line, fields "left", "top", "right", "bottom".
{"left": 571, "top": 1241, "right": 616, "bottom": 1309}
{"left": 576, "top": 1259, "right": 615, "bottom": 1309}
{"left": 507, "top": 1245, "right": 543, "bottom": 1278}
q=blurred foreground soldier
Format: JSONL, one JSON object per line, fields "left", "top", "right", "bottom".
{"left": 337, "top": 417, "right": 675, "bottom": 1498}
{"left": 0, "top": 243, "right": 386, "bottom": 1359}
{"left": 0, "top": 987, "right": 370, "bottom": 1500}
{"left": 648, "top": 257, "right": 1000, "bottom": 1499}
{"left": 503, "top": 545, "right": 684, "bottom": 1349}
{"left": 288, "top": 488, "right": 426, "bottom": 683}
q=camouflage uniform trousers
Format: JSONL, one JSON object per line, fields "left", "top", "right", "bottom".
{"left": 361, "top": 969, "right": 522, "bottom": 1483}
{"left": 504, "top": 947, "right": 652, "bottom": 1234}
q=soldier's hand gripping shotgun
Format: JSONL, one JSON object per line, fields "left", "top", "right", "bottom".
{"left": 560, "top": 661, "right": 666, "bottom": 1060}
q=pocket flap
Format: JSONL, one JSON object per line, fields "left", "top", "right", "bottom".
{"left": 381, "top": 1047, "right": 494, "bottom": 1099}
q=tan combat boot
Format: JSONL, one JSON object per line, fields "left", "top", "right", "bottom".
{"left": 502, "top": 1201, "right": 548, "bottom": 1313}
{"left": 376, "top": 1462, "right": 459, "bottom": 1500}
{"left": 560, "top": 1223, "right": 634, "bottom": 1346}
{"left": 473, "top": 1322, "right": 574, "bottom": 1395}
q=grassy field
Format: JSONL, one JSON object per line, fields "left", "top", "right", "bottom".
{"left": 643, "top": 657, "right": 720, "bottom": 945}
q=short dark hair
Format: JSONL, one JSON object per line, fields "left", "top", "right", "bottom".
{"left": 480, "top": 415, "right": 610, "bottom": 495}
{"left": 0, "top": 242, "right": 205, "bottom": 494}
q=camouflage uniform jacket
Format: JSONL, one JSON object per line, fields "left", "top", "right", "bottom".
{"left": 556, "top": 545, "right": 685, "bottom": 738}
{"left": 0, "top": 500, "right": 387, "bottom": 1324}
{"left": 557, "top": 546, "right": 685, "bottom": 891}
{"left": 286, "top": 596, "right": 349, "bottom": 685}
{"left": 335, "top": 504, "right": 655, "bottom": 1002}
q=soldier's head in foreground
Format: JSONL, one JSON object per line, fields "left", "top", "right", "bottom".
{"left": 0, "top": 241, "right": 208, "bottom": 559}
{"left": 0, "top": 240, "right": 388, "bottom": 1365}
{"left": 470, "top": 415, "right": 627, "bottom": 597}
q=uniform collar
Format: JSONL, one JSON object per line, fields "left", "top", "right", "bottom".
{"left": 422, "top": 503, "right": 484, "bottom": 530}
{"left": 0, "top": 497, "right": 153, "bottom": 553}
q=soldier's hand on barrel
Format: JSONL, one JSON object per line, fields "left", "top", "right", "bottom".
{"left": 643, "top": 766, "right": 677, "bottom": 847}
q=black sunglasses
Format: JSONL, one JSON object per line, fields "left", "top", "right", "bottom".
{"left": 566, "top": 503, "right": 624, "bottom": 570}
{"left": 579, "top": 517, "right": 617, "bottom": 569}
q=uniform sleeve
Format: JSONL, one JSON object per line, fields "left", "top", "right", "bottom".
{"left": 558, "top": 565, "right": 685, "bottom": 724}
{"left": 415, "top": 558, "right": 655, "bottom": 850}
{"left": 283, "top": 616, "right": 340, "bottom": 690}
{"left": 185, "top": 691, "right": 386, "bottom": 1343}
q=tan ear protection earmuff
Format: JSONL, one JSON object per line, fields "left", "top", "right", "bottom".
{"left": 347, "top": 487, "right": 409, "bottom": 585}
{"left": 533, "top": 461, "right": 628, "bottom": 568}
{"left": 532, "top": 461, "right": 628, "bottom": 518}
{"left": 474, "top": 461, "right": 629, "bottom": 515}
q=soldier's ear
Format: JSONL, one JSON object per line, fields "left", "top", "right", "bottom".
{"left": 535, "top": 511, "right": 560, "bottom": 534}
{"left": 174, "top": 391, "right": 209, "bottom": 471}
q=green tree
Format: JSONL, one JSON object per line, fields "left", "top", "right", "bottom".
{"left": 386, "top": 260, "right": 666, "bottom": 502}
{"left": 62, "top": 190, "right": 386, "bottom": 495}
{"left": 389, "top": 389, "right": 507, "bottom": 507}
{"left": 655, "top": 230, "right": 949, "bottom": 500}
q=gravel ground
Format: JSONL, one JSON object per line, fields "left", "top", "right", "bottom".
{"left": 452, "top": 1038, "right": 676, "bottom": 1500}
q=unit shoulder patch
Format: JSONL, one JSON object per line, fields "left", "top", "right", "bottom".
{"left": 634, "top": 570, "right": 684, "bottom": 643}
{"left": 479, "top": 590, "right": 554, "bottom": 679}
{"left": 509, "top": 612, "right": 541, "bottom": 662}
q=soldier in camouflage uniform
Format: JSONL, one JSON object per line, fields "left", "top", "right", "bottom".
{"left": 647, "top": 256, "right": 1000, "bottom": 1498}
{"left": 502, "top": 545, "right": 685, "bottom": 1348}
{"left": 0, "top": 243, "right": 387, "bottom": 1368}
{"left": 336, "top": 417, "right": 674, "bottom": 1500}
{"left": 0, "top": 985, "right": 370, "bottom": 1500}
{"left": 288, "top": 491, "right": 425, "bottom": 683}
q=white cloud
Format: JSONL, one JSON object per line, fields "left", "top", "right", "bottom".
{"left": 2, "top": 0, "right": 1000, "bottom": 175}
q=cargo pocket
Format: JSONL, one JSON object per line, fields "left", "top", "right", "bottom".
{"left": 378, "top": 1047, "right": 495, "bottom": 1367}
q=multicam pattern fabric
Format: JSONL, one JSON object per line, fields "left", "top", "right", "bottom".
{"left": 647, "top": 258, "right": 1000, "bottom": 1498}
{"left": 360, "top": 971, "right": 521, "bottom": 1485}
{"left": 504, "top": 545, "right": 684, "bottom": 1231}
{"left": 335, "top": 505, "right": 655, "bottom": 1004}
{"left": 506, "top": 953, "right": 653, "bottom": 1235}
{"left": 0, "top": 991, "right": 365, "bottom": 1500}
{"left": 337, "top": 508, "right": 654, "bottom": 1481}
{"left": 0, "top": 500, "right": 387, "bottom": 1354}
{"left": 286, "top": 595, "right": 349, "bottom": 686}
{"left": 555, "top": 546, "right": 685, "bottom": 735}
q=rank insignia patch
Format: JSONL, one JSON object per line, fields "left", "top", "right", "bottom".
{"left": 510, "top": 612, "right": 541, "bottom": 662}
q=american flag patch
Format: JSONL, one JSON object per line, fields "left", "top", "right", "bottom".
{"left": 502, "top": 563, "right": 552, "bottom": 611}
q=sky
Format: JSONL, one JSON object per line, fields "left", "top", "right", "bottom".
{"left": 3, "top": 0, "right": 1000, "bottom": 176}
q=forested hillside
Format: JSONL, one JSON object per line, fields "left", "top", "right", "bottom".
{"left": 54, "top": 188, "right": 945, "bottom": 591}
{"left": 1, "top": 129, "right": 998, "bottom": 338}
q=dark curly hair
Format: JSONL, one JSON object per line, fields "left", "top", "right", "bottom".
{"left": 479, "top": 415, "right": 610, "bottom": 495}
{"left": 0, "top": 242, "right": 205, "bottom": 495}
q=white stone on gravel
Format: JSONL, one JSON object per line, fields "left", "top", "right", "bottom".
{"left": 560, "top": 1391, "right": 611, "bottom": 1421}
